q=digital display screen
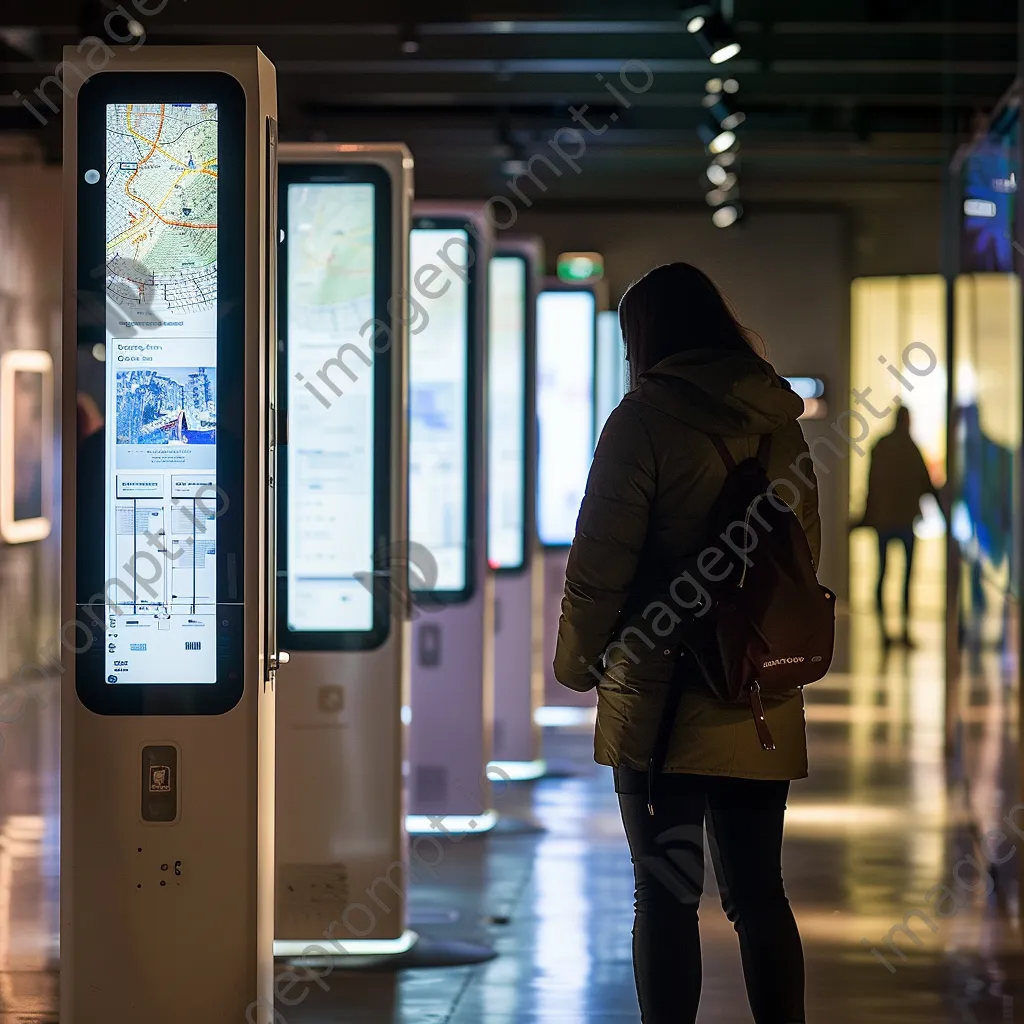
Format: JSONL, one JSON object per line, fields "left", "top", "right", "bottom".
{"left": 596, "top": 309, "right": 628, "bottom": 434}
{"left": 75, "top": 74, "right": 247, "bottom": 715}
{"left": 408, "top": 225, "right": 474, "bottom": 594}
{"left": 487, "top": 255, "right": 528, "bottom": 571}
{"left": 536, "top": 288, "right": 596, "bottom": 547}
{"left": 961, "top": 106, "right": 1019, "bottom": 272}
{"left": 13, "top": 371, "right": 44, "bottom": 521}
{"left": 284, "top": 182, "right": 376, "bottom": 633}
{"left": 0, "top": 351, "right": 52, "bottom": 544}
{"left": 100, "top": 100, "right": 221, "bottom": 686}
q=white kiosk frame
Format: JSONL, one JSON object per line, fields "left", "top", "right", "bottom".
{"left": 488, "top": 238, "right": 545, "bottom": 781}
{"left": 407, "top": 202, "right": 495, "bottom": 834}
{"left": 536, "top": 280, "right": 600, "bottom": 713}
{"left": 275, "top": 142, "right": 414, "bottom": 954}
{"left": 60, "top": 47, "right": 279, "bottom": 1024}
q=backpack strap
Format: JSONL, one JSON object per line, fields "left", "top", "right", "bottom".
{"left": 709, "top": 434, "right": 736, "bottom": 470}
{"left": 646, "top": 652, "right": 687, "bottom": 816}
{"left": 709, "top": 433, "right": 773, "bottom": 471}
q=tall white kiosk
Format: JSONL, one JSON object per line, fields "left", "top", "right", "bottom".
{"left": 535, "top": 282, "right": 599, "bottom": 712}
{"left": 274, "top": 143, "right": 414, "bottom": 953}
{"left": 61, "top": 48, "right": 279, "bottom": 1022}
{"left": 407, "top": 203, "right": 495, "bottom": 834}
{"left": 597, "top": 308, "right": 630, "bottom": 426}
{"left": 487, "top": 239, "right": 545, "bottom": 780}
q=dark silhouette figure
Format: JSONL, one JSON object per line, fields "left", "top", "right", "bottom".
{"left": 861, "top": 406, "right": 938, "bottom": 647}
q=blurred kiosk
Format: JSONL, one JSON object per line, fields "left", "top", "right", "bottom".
{"left": 274, "top": 143, "right": 414, "bottom": 953}
{"left": 407, "top": 203, "right": 495, "bottom": 833}
{"left": 596, "top": 309, "right": 629, "bottom": 427}
{"left": 487, "top": 240, "right": 545, "bottom": 779}
{"left": 61, "top": 48, "right": 279, "bottom": 1023}
{"left": 536, "top": 281, "right": 598, "bottom": 711}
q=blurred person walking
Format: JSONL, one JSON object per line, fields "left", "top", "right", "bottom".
{"left": 554, "top": 263, "right": 819, "bottom": 1024}
{"left": 859, "top": 406, "right": 938, "bottom": 647}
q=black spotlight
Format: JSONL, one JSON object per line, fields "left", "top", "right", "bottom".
{"left": 705, "top": 166, "right": 738, "bottom": 192}
{"left": 702, "top": 94, "right": 745, "bottom": 131}
{"left": 712, "top": 201, "right": 743, "bottom": 228}
{"left": 686, "top": 11, "right": 741, "bottom": 65}
{"left": 697, "top": 112, "right": 737, "bottom": 155}
{"left": 399, "top": 24, "right": 420, "bottom": 54}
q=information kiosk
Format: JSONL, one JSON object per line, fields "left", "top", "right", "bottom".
{"left": 275, "top": 143, "right": 414, "bottom": 953}
{"left": 487, "top": 239, "right": 545, "bottom": 780}
{"left": 407, "top": 203, "right": 495, "bottom": 833}
{"left": 597, "top": 308, "right": 629, "bottom": 430}
{"left": 535, "top": 282, "right": 598, "bottom": 710}
{"left": 61, "top": 48, "right": 279, "bottom": 1023}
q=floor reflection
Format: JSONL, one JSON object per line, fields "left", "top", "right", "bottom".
{"left": 6, "top": 611, "right": 1022, "bottom": 1022}
{"left": 376, "top": 610, "right": 1021, "bottom": 1023}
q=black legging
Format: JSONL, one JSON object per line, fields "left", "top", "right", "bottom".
{"left": 616, "top": 769, "right": 805, "bottom": 1024}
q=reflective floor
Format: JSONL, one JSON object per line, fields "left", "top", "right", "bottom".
{"left": 286, "top": 613, "right": 1023, "bottom": 1023}
{"left": 2, "top": 614, "right": 1022, "bottom": 1022}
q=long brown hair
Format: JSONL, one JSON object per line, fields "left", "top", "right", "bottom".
{"left": 618, "top": 262, "right": 765, "bottom": 380}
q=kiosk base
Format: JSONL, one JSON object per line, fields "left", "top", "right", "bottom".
{"left": 405, "top": 809, "right": 499, "bottom": 836}
{"left": 277, "top": 934, "right": 496, "bottom": 971}
{"left": 488, "top": 758, "right": 548, "bottom": 781}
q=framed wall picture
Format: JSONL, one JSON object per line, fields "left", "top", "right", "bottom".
{"left": 1, "top": 348, "right": 54, "bottom": 543}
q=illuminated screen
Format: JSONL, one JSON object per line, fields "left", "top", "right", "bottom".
{"left": 849, "top": 276, "right": 948, "bottom": 620}
{"left": 487, "top": 255, "right": 528, "bottom": 571}
{"left": 0, "top": 350, "right": 52, "bottom": 544}
{"left": 75, "top": 74, "right": 247, "bottom": 713}
{"left": 536, "top": 288, "right": 596, "bottom": 547}
{"left": 102, "top": 101, "right": 221, "bottom": 685}
{"left": 952, "top": 274, "right": 1022, "bottom": 643}
{"left": 283, "top": 181, "right": 376, "bottom": 635}
{"left": 596, "top": 309, "right": 628, "bottom": 433}
{"left": 961, "top": 106, "right": 1018, "bottom": 272}
{"left": 13, "top": 371, "right": 44, "bottom": 521}
{"left": 408, "top": 225, "right": 473, "bottom": 595}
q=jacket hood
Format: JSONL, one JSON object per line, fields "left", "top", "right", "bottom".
{"left": 625, "top": 348, "right": 804, "bottom": 435}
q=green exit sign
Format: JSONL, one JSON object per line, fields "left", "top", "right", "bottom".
{"left": 556, "top": 251, "right": 604, "bottom": 282}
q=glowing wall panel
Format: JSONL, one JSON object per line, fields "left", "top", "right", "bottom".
{"left": 952, "top": 273, "right": 1022, "bottom": 649}
{"left": 849, "top": 276, "right": 947, "bottom": 619}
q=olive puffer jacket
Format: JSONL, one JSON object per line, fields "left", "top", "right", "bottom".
{"left": 553, "top": 348, "right": 822, "bottom": 780}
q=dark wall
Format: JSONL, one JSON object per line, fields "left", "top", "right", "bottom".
{"left": 514, "top": 206, "right": 893, "bottom": 599}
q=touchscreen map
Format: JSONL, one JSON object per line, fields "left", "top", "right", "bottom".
{"left": 103, "top": 101, "right": 220, "bottom": 685}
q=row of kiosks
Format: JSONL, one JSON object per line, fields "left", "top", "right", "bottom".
{"left": 61, "top": 44, "right": 618, "bottom": 1024}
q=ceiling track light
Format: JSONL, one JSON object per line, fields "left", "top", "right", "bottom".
{"left": 686, "top": 10, "right": 742, "bottom": 65}
{"left": 705, "top": 164, "right": 738, "bottom": 190}
{"left": 398, "top": 24, "right": 420, "bottom": 54}
{"left": 704, "top": 95, "right": 745, "bottom": 132}
{"left": 712, "top": 202, "right": 743, "bottom": 228}
{"left": 697, "top": 114, "right": 736, "bottom": 155}
{"left": 706, "top": 76, "right": 738, "bottom": 95}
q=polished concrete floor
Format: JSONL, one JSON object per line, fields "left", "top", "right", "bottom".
{"left": 281, "top": 615, "right": 1022, "bottom": 1023}
{"left": 2, "top": 614, "right": 1022, "bottom": 1022}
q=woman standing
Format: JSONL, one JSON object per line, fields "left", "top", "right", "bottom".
{"left": 553, "top": 262, "right": 820, "bottom": 1024}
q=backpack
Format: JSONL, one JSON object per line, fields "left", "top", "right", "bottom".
{"left": 646, "top": 432, "right": 835, "bottom": 808}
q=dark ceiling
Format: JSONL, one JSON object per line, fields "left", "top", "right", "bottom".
{"left": 0, "top": 0, "right": 1018, "bottom": 203}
